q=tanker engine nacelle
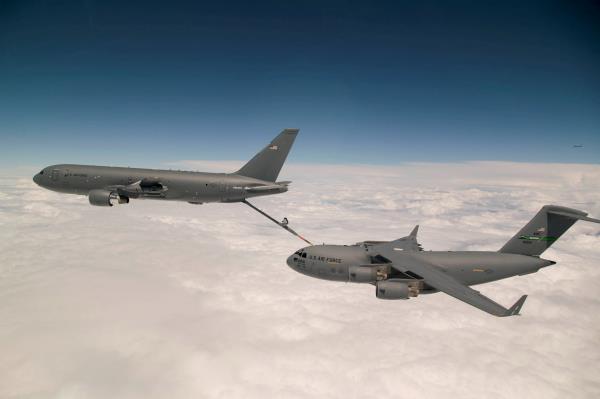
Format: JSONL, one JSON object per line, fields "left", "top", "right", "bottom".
{"left": 376, "top": 280, "right": 420, "bottom": 300}
{"left": 88, "top": 189, "right": 129, "bottom": 206}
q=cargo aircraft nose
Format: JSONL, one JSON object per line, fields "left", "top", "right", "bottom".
{"left": 286, "top": 254, "right": 296, "bottom": 269}
{"left": 287, "top": 247, "right": 309, "bottom": 271}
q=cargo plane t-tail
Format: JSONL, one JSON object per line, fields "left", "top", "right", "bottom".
{"left": 33, "top": 129, "right": 299, "bottom": 206}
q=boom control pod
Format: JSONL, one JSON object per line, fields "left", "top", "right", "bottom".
{"left": 242, "top": 200, "right": 312, "bottom": 245}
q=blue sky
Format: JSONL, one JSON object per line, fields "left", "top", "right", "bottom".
{"left": 1, "top": 0, "right": 599, "bottom": 168}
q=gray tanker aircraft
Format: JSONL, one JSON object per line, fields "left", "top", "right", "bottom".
{"left": 287, "top": 205, "right": 599, "bottom": 317}
{"left": 33, "top": 129, "right": 298, "bottom": 206}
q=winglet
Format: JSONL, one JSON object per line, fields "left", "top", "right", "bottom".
{"left": 503, "top": 295, "right": 528, "bottom": 317}
{"left": 409, "top": 225, "right": 419, "bottom": 238}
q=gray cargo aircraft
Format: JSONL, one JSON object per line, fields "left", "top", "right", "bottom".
{"left": 33, "top": 129, "right": 298, "bottom": 206}
{"left": 287, "top": 205, "right": 599, "bottom": 317}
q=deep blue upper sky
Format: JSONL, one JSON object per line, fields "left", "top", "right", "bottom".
{"left": 1, "top": 0, "right": 599, "bottom": 167}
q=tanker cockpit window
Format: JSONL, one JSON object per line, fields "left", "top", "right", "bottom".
{"left": 301, "top": 253, "right": 307, "bottom": 258}
{"left": 39, "top": 170, "right": 44, "bottom": 175}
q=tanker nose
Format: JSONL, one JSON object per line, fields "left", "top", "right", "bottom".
{"left": 33, "top": 171, "right": 43, "bottom": 186}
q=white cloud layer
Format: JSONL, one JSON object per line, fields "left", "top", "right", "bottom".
{"left": 1, "top": 162, "right": 600, "bottom": 399}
